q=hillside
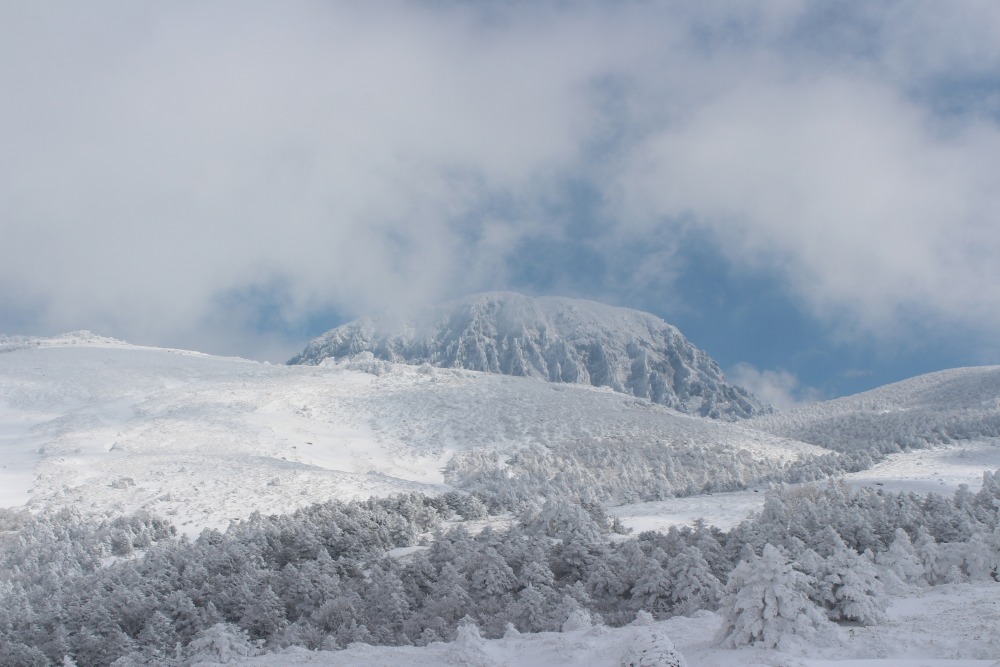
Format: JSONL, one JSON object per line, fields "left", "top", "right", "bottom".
{"left": 289, "top": 292, "right": 769, "bottom": 420}
{"left": 3, "top": 333, "right": 1000, "bottom": 667}
{"left": 0, "top": 333, "right": 819, "bottom": 531}
{"left": 751, "top": 366, "right": 1000, "bottom": 454}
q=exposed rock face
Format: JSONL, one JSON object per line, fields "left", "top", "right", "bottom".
{"left": 289, "top": 292, "right": 770, "bottom": 420}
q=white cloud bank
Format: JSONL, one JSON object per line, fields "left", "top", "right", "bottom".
{"left": 730, "top": 362, "right": 823, "bottom": 412}
{"left": 2, "top": 2, "right": 1000, "bottom": 360}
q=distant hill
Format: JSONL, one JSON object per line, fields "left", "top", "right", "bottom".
{"left": 751, "top": 366, "right": 1000, "bottom": 453}
{"left": 289, "top": 292, "right": 770, "bottom": 420}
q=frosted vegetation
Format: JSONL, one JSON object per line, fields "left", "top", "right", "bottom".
{"left": 4, "top": 321, "right": 1000, "bottom": 665}
{"left": 290, "top": 292, "right": 769, "bottom": 420}
{"left": 753, "top": 366, "right": 1000, "bottom": 454}
{"left": 2, "top": 473, "right": 998, "bottom": 665}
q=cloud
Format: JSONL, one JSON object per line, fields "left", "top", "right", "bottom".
{"left": 614, "top": 74, "right": 1000, "bottom": 338}
{"left": 730, "top": 362, "right": 822, "bottom": 411}
{"left": 2, "top": 2, "right": 999, "bottom": 361}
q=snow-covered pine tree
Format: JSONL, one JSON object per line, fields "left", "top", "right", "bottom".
{"left": 511, "top": 583, "right": 551, "bottom": 633}
{"left": 824, "top": 547, "right": 887, "bottom": 625}
{"left": 664, "top": 546, "right": 723, "bottom": 616}
{"left": 469, "top": 546, "right": 517, "bottom": 599}
{"left": 972, "top": 470, "right": 1000, "bottom": 526}
{"left": 962, "top": 529, "right": 999, "bottom": 581}
{"left": 808, "top": 527, "right": 887, "bottom": 625}
{"left": 913, "top": 525, "right": 944, "bottom": 584}
{"left": 875, "top": 528, "right": 925, "bottom": 589}
{"left": 420, "top": 562, "right": 474, "bottom": 640}
{"left": 630, "top": 555, "right": 673, "bottom": 616}
{"left": 716, "top": 544, "right": 827, "bottom": 648}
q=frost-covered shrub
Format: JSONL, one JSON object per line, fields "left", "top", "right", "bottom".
{"left": 620, "top": 627, "right": 687, "bottom": 667}
{"left": 561, "top": 608, "right": 593, "bottom": 632}
{"left": 185, "top": 623, "right": 259, "bottom": 664}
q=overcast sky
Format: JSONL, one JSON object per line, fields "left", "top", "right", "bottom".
{"left": 3, "top": 1, "right": 1000, "bottom": 405}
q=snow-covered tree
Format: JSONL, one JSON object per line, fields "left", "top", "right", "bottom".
{"left": 716, "top": 544, "right": 827, "bottom": 648}
{"left": 630, "top": 555, "right": 673, "bottom": 615}
{"left": 973, "top": 470, "right": 1000, "bottom": 526}
{"left": 420, "top": 563, "right": 474, "bottom": 639}
{"left": 447, "top": 618, "right": 490, "bottom": 666}
{"left": 805, "top": 528, "right": 887, "bottom": 625}
{"left": 664, "top": 546, "right": 723, "bottom": 616}
{"left": 963, "top": 529, "right": 1000, "bottom": 581}
{"left": 823, "top": 547, "right": 886, "bottom": 625}
{"left": 561, "top": 607, "right": 594, "bottom": 632}
{"left": 362, "top": 565, "right": 412, "bottom": 644}
{"left": 875, "top": 528, "right": 925, "bottom": 589}
{"left": 469, "top": 547, "right": 516, "bottom": 599}
{"left": 913, "top": 526, "right": 945, "bottom": 584}
{"left": 511, "top": 583, "right": 551, "bottom": 633}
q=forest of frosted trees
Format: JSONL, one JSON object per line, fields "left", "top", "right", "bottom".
{"left": 2, "top": 470, "right": 999, "bottom": 666}
{"left": 444, "top": 438, "right": 878, "bottom": 507}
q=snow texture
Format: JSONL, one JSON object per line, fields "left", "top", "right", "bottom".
{"left": 289, "top": 292, "right": 770, "bottom": 420}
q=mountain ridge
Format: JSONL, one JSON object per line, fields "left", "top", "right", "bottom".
{"left": 290, "top": 292, "right": 770, "bottom": 420}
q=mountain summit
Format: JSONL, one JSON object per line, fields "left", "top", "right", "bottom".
{"left": 290, "top": 292, "right": 769, "bottom": 420}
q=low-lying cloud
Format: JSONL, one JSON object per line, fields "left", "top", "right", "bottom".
{"left": 730, "top": 362, "right": 823, "bottom": 412}
{"left": 2, "top": 2, "right": 999, "bottom": 361}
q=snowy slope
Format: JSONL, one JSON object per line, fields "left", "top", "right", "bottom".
{"left": 290, "top": 292, "right": 769, "bottom": 420}
{"left": 751, "top": 366, "right": 1000, "bottom": 453}
{"left": 0, "top": 333, "right": 819, "bottom": 531}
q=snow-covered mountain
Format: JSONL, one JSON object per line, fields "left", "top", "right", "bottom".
{"left": 752, "top": 365, "right": 1000, "bottom": 454}
{"left": 290, "top": 292, "right": 769, "bottom": 420}
{"left": 4, "top": 329, "right": 997, "bottom": 533}
{"left": 4, "top": 333, "right": 1000, "bottom": 667}
{"left": 0, "top": 332, "right": 817, "bottom": 531}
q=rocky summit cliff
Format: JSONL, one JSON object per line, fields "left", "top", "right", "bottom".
{"left": 289, "top": 292, "right": 770, "bottom": 420}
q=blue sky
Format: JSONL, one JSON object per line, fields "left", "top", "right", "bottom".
{"left": 3, "top": 2, "right": 1000, "bottom": 407}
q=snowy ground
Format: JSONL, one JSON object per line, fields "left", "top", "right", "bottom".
{"left": 843, "top": 439, "right": 1000, "bottom": 495}
{"left": 608, "top": 490, "right": 766, "bottom": 533}
{"left": 233, "top": 582, "right": 1000, "bottom": 667}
